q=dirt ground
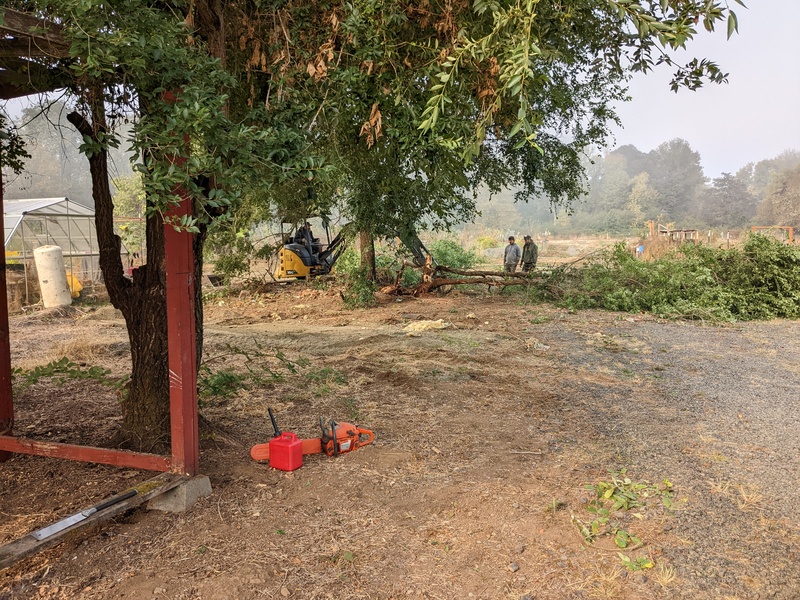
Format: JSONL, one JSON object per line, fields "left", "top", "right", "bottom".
{"left": 0, "top": 282, "right": 798, "bottom": 600}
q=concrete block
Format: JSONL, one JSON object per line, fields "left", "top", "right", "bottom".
{"left": 146, "top": 475, "right": 212, "bottom": 513}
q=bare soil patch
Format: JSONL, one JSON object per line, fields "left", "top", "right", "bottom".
{"left": 1, "top": 284, "right": 798, "bottom": 599}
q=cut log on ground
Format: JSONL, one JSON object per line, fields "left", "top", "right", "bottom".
{"left": 377, "top": 262, "right": 551, "bottom": 296}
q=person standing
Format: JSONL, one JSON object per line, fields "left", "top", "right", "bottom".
{"left": 522, "top": 235, "right": 538, "bottom": 273}
{"left": 504, "top": 236, "right": 521, "bottom": 273}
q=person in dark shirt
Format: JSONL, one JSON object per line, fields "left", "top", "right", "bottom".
{"left": 522, "top": 235, "right": 538, "bottom": 273}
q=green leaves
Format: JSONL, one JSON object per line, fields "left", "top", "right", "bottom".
{"left": 13, "top": 357, "right": 114, "bottom": 392}
{"left": 727, "top": 10, "right": 739, "bottom": 40}
{"left": 0, "top": 114, "right": 30, "bottom": 175}
{"left": 618, "top": 553, "right": 654, "bottom": 571}
{"left": 576, "top": 470, "right": 675, "bottom": 549}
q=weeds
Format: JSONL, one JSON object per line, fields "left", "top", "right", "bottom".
{"left": 440, "top": 334, "right": 480, "bottom": 352}
{"left": 341, "top": 397, "right": 362, "bottom": 422}
{"left": 618, "top": 553, "right": 654, "bottom": 571}
{"left": 305, "top": 367, "right": 347, "bottom": 395}
{"left": 573, "top": 470, "right": 673, "bottom": 574}
{"left": 13, "top": 357, "right": 114, "bottom": 391}
{"left": 528, "top": 313, "right": 550, "bottom": 325}
{"left": 198, "top": 342, "right": 310, "bottom": 401}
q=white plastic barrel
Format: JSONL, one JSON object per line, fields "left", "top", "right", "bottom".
{"left": 33, "top": 246, "right": 73, "bottom": 308}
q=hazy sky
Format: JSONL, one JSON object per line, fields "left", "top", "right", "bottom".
{"left": 610, "top": 1, "right": 800, "bottom": 178}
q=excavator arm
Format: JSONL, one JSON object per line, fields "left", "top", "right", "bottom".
{"left": 396, "top": 229, "right": 436, "bottom": 267}
{"left": 319, "top": 228, "right": 347, "bottom": 270}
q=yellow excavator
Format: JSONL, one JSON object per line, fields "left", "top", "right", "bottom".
{"left": 275, "top": 220, "right": 434, "bottom": 280}
{"left": 274, "top": 219, "right": 347, "bottom": 279}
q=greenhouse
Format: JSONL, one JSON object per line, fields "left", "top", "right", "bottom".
{"left": 3, "top": 197, "right": 123, "bottom": 306}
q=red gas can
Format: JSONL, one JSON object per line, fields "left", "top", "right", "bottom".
{"left": 269, "top": 432, "right": 303, "bottom": 471}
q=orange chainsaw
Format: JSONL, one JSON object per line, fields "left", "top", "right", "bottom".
{"left": 250, "top": 414, "right": 375, "bottom": 462}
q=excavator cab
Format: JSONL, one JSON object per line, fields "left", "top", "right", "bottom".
{"left": 275, "top": 218, "right": 346, "bottom": 279}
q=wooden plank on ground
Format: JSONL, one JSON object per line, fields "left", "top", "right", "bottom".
{"left": 0, "top": 472, "right": 186, "bottom": 570}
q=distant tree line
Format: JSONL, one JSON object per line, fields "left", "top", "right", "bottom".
{"left": 463, "top": 140, "right": 800, "bottom": 238}
{"left": 570, "top": 140, "right": 800, "bottom": 235}
{"left": 2, "top": 102, "right": 134, "bottom": 204}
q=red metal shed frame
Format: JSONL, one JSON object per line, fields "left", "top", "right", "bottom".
{"left": 0, "top": 8, "right": 199, "bottom": 475}
{"left": 0, "top": 171, "right": 199, "bottom": 476}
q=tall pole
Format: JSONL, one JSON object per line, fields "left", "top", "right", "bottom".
{"left": 0, "top": 165, "right": 14, "bottom": 460}
{"left": 164, "top": 196, "right": 198, "bottom": 476}
{"left": 163, "top": 90, "right": 199, "bottom": 476}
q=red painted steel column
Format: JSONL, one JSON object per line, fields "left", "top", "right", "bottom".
{"left": 0, "top": 167, "right": 13, "bottom": 462}
{"left": 162, "top": 89, "right": 199, "bottom": 476}
{"left": 164, "top": 196, "right": 199, "bottom": 476}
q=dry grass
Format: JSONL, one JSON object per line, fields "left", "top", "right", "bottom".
{"left": 13, "top": 334, "right": 120, "bottom": 372}
{"left": 55, "top": 336, "right": 107, "bottom": 364}
{"left": 708, "top": 477, "right": 731, "bottom": 495}
{"left": 571, "top": 563, "right": 624, "bottom": 599}
{"left": 736, "top": 484, "right": 764, "bottom": 510}
{"left": 652, "top": 562, "right": 676, "bottom": 588}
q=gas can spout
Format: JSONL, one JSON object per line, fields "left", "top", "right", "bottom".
{"left": 268, "top": 407, "right": 281, "bottom": 437}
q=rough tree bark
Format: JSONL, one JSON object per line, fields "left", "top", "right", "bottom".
{"left": 68, "top": 100, "right": 206, "bottom": 453}
{"left": 359, "top": 230, "right": 376, "bottom": 281}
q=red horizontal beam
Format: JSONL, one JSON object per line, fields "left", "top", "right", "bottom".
{"left": 0, "top": 436, "right": 171, "bottom": 472}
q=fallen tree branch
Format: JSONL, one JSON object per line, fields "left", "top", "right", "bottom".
{"left": 411, "top": 276, "right": 538, "bottom": 295}
{"left": 434, "top": 265, "right": 543, "bottom": 279}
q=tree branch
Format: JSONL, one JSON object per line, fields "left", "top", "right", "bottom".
{"left": 66, "top": 108, "right": 132, "bottom": 310}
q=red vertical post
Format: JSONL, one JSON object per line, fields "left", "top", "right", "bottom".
{"left": 164, "top": 196, "right": 199, "bottom": 476}
{"left": 162, "top": 89, "right": 199, "bottom": 476}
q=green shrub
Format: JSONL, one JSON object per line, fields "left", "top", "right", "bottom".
{"left": 332, "top": 247, "right": 361, "bottom": 278}
{"left": 429, "top": 238, "right": 478, "bottom": 270}
{"left": 334, "top": 237, "right": 476, "bottom": 295}
{"left": 335, "top": 244, "right": 421, "bottom": 287}
{"left": 475, "top": 235, "right": 501, "bottom": 251}
{"left": 340, "top": 267, "right": 377, "bottom": 308}
{"left": 551, "top": 235, "right": 800, "bottom": 321}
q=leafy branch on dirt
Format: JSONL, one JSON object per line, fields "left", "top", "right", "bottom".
{"left": 12, "top": 358, "right": 115, "bottom": 391}
{"left": 370, "top": 234, "right": 799, "bottom": 322}
{"left": 199, "top": 343, "right": 311, "bottom": 401}
{"left": 572, "top": 469, "right": 676, "bottom": 571}
{"left": 540, "top": 235, "right": 800, "bottom": 321}
{"left": 199, "top": 343, "right": 349, "bottom": 406}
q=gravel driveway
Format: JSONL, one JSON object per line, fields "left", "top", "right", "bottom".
{"left": 534, "top": 313, "right": 800, "bottom": 599}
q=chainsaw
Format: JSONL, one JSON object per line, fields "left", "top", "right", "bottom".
{"left": 250, "top": 412, "right": 375, "bottom": 462}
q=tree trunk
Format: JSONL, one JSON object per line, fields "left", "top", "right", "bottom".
{"left": 68, "top": 104, "right": 206, "bottom": 453}
{"left": 359, "top": 230, "right": 376, "bottom": 281}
